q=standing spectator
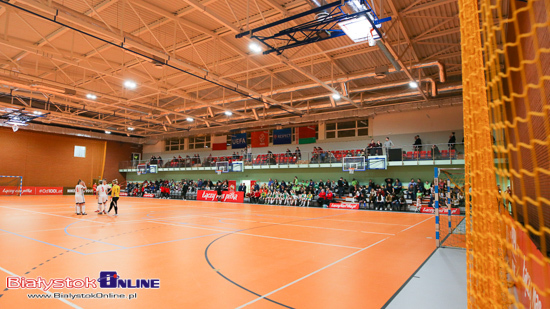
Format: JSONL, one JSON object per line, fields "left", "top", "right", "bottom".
{"left": 337, "top": 177, "right": 344, "bottom": 198}
{"left": 182, "top": 181, "right": 189, "bottom": 200}
{"left": 383, "top": 137, "right": 394, "bottom": 155}
{"left": 375, "top": 140, "right": 383, "bottom": 155}
{"left": 448, "top": 132, "right": 456, "bottom": 150}
{"left": 413, "top": 135, "right": 423, "bottom": 151}
{"left": 247, "top": 145, "right": 252, "bottom": 162}
{"left": 295, "top": 147, "right": 302, "bottom": 160}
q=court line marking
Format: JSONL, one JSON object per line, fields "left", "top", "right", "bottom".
{"left": 318, "top": 218, "right": 411, "bottom": 226}
{"left": 236, "top": 237, "right": 390, "bottom": 308}
{"left": 64, "top": 221, "right": 127, "bottom": 248}
{"left": 0, "top": 265, "right": 82, "bottom": 308}
{"left": 398, "top": 216, "right": 434, "bottom": 233}
{"left": 256, "top": 221, "right": 396, "bottom": 235}
{"left": 0, "top": 228, "right": 85, "bottom": 255}
{"left": 146, "top": 220, "right": 363, "bottom": 249}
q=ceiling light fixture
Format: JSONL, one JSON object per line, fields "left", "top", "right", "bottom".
{"left": 105, "top": 131, "right": 111, "bottom": 134}
{"left": 249, "top": 42, "right": 263, "bottom": 54}
{"left": 123, "top": 80, "right": 137, "bottom": 90}
{"left": 332, "top": 93, "right": 341, "bottom": 100}
{"left": 127, "top": 127, "right": 134, "bottom": 131}
{"left": 186, "top": 117, "right": 194, "bottom": 122}
{"left": 224, "top": 111, "right": 233, "bottom": 116}
{"left": 409, "top": 81, "right": 418, "bottom": 88}
{"left": 86, "top": 93, "right": 97, "bottom": 100}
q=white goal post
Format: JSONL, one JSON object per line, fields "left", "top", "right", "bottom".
{"left": 0, "top": 176, "right": 23, "bottom": 196}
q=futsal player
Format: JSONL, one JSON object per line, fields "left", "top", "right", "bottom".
{"left": 97, "top": 180, "right": 108, "bottom": 214}
{"left": 108, "top": 179, "right": 120, "bottom": 216}
{"left": 75, "top": 179, "right": 87, "bottom": 215}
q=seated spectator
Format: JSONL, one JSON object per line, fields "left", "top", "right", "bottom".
{"left": 325, "top": 189, "right": 334, "bottom": 206}
{"left": 432, "top": 144, "right": 441, "bottom": 159}
{"left": 318, "top": 189, "right": 326, "bottom": 205}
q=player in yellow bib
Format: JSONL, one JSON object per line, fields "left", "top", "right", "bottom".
{"left": 107, "top": 180, "right": 120, "bottom": 216}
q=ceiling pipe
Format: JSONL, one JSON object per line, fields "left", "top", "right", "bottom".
{"left": 0, "top": 121, "right": 144, "bottom": 143}
{"left": 187, "top": 84, "right": 462, "bottom": 123}
{"left": 192, "top": 61, "right": 445, "bottom": 110}
{"left": 150, "top": 95, "right": 463, "bottom": 140}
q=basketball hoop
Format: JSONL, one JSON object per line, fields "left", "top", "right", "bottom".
{"left": 216, "top": 170, "right": 222, "bottom": 175}
{"left": 349, "top": 168, "right": 355, "bottom": 175}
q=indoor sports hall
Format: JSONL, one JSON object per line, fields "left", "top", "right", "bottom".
{"left": 0, "top": 0, "right": 547, "bottom": 308}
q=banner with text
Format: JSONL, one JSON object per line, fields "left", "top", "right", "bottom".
{"left": 251, "top": 130, "right": 269, "bottom": 148}
{"left": 329, "top": 203, "right": 360, "bottom": 209}
{"left": 197, "top": 190, "right": 244, "bottom": 203}
{"left": 231, "top": 133, "right": 247, "bottom": 149}
{"left": 273, "top": 128, "right": 292, "bottom": 145}
{"left": 0, "top": 186, "right": 64, "bottom": 195}
{"left": 506, "top": 213, "right": 549, "bottom": 309}
{"left": 420, "top": 207, "right": 461, "bottom": 215}
{"left": 64, "top": 187, "right": 94, "bottom": 195}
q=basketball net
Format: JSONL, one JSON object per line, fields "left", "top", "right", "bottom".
{"left": 349, "top": 168, "right": 355, "bottom": 175}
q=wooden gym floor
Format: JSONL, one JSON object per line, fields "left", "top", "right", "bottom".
{"left": 0, "top": 196, "right": 435, "bottom": 309}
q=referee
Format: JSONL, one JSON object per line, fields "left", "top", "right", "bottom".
{"left": 108, "top": 180, "right": 120, "bottom": 216}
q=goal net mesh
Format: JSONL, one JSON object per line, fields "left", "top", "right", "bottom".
{"left": 0, "top": 176, "right": 22, "bottom": 196}
{"left": 460, "top": 0, "right": 550, "bottom": 306}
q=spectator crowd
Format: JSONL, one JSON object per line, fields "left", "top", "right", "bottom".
{"left": 126, "top": 176, "right": 465, "bottom": 212}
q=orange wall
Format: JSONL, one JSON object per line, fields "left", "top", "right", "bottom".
{"left": 0, "top": 127, "right": 140, "bottom": 187}
{"left": 104, "top": 140, "right": 142, "bottom": 185}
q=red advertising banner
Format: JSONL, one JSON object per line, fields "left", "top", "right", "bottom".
{"left": 119, "top": 192, "right": 128, "bottom": 196}
{"left": 0, "top": 186, "right": 63, "bottom": 195}
{"left": 143, "top": 193, "right": 155, "bottom": 198}
{"left": 35, "top": 187, "right": 63, "bottom": 195}
{"left": 329, "top": 203, "right": 360, "bottom": 209}
{"left": 228, "top": 180, "right": 237, "bottom": 191}
{"left": 420, "top": 207, "right": 461, "bottom": 215}
{"left": 506, "top": 213, "right": 549, "bottom": 308}
{"left": 251, "top": 130, "right": 269, "bottom": 148}
{"left": 197, "top": 190, "right": 244, "bottom": 203}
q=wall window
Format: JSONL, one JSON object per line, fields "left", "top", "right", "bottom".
{"left": 189, "top": 135, "right": 210, "bottom": 150}
{"left": 74, "top": 146, "right": 86, "bottom": 158}
{"left": 165, "top": 138, "right": 184, "bottom": 151}
{"left": 325, "top": 119, "right": 368, "bottom": 139}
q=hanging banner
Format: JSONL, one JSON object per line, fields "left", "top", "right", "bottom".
{"left": 273, "top": 128, "right": 292, "bottom": 145}
{"left": 231, "top": 133, "right": 247, "bottom": 149}
{"left": 297, "top": 125, "right": 317, "bottom": 144}
{"left": 211, "top": 135, "right": 227, "bottom": 150}
{"left": 251, "top": 130, "right": 269, "bottom": 148}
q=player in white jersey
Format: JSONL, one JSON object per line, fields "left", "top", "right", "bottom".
{"left": 74, "top": 179, "right": 87, "bottom": 215}
{"left": 96, "top": 180, "right": 108, "bottom": 214}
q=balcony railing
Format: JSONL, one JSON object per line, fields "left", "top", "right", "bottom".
{"left": 119, "top": 143, "right": 464, "bottom": 171}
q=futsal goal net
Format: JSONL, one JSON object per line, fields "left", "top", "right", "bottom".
{"left": 460, "top": 0, "right": 550, "bottom": 306}
{"left": 434, "top": 168, "right": 465, "bottom": 249}
{"left": 0, "top": 176, "right": 23, "bottom": 196}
